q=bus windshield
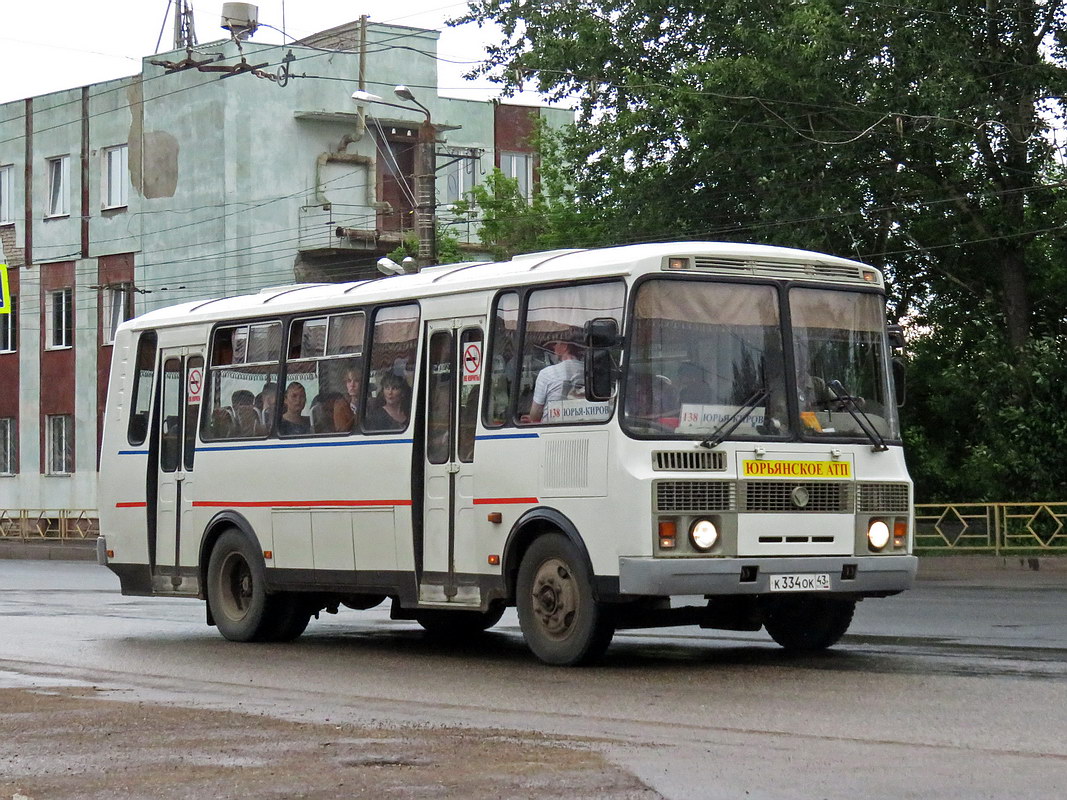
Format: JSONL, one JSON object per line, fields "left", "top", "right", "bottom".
{"left": 623, "top": 279, "right": 899, "bottom": 444}
{"left": 624, "top": 280, "right": 790, "bottom": 438}
{"left": 791, "top": 287, "right": 899, "bottom": 441}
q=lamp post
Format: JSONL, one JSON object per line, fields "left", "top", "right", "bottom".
{"left": 352, "top": 86, "right": 436, "bottom": 270}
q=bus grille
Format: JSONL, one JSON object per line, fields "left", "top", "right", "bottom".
{"left": 653, "top": 451, "right": 726, "bottom": 471}
{"left": 857, "top": 482, "right": 910, "bottom": 513}
{"left": 655, "top": 481, "right": 735, "bottom": 512}
{"left": 739, "top": 481, "right": 852, "bottom": 513}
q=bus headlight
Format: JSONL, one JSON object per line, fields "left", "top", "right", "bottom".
{"left": 867, "top": 520, "right": 891, "bottom": 551}
{"left": 689, "top": 519, "right": 719, "bottom": 552}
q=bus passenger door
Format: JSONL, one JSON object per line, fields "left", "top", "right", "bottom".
{"left": 153, "top": 348, "right": 203, "bottom": 591}
{"left": 420, "top": 318, "right": 484, "bottom": 606}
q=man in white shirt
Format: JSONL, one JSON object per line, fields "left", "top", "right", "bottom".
{"left": 524, "top": 337, "right": 584, "bottom": 423}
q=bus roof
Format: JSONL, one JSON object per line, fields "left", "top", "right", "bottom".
{"left": 127, "top": 241, "right": 878, "bottom": 330}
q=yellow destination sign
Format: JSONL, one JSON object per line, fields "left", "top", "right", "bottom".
{"left": 0, "top": 264, "right": 10, "bottom": 315}
{"left": 742, "top": 459, "right": 851, "bottom": 479}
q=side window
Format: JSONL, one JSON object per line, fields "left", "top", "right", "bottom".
{"left": 518, "top": 283, "right": 625, "bottom": 425}
{"left": 201, "top": 322, "right": 282, "bottom": 441}
{"left": 184, "top": 356, "right": 203, "bottom": 471}
{"left": 364, "top": 305, "right": 419, "bottom": 433}
{"left": 283, "top": 311, "right": 365, "bottom": 437}
{"left": 160, "top": 358, "right": 182, "bottom": 472}
{"left": 127, "top": 331, "right": 157, "bottom": 446}
{"left": 484, "top": 292, "right": 518, "bottom": 428}
{"left": 426, "top": 331, "right": 453, "bottom": 464}
{"left": 457, "top": 328, "right": 482, "bottom": 462}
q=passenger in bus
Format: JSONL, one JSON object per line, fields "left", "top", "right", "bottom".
{"left": 255, "top": 382, "right": 277, "bottom": 433}
{"left": 310, "top": 391, "right": 354, "bottom": 434}
{"left": 230, "top": 390, "right": 259, "bottom": 437}
{"left": 343, "top": 362, "right": 363, "bottom": 426}
{"left": 278, "top": 381, "right": 311, "bottom": 436}
{"left": 522, "top": 335, "right": 584, "bottom": 423}
{"left": 364, "top": 372, "right": 410, "bottom": 431}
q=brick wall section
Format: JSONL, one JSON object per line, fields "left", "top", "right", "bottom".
{"left": 97, "top": 253, "right": 134, "bottom": 461}
{"left": 493, "top": 105, "right": 539, "bottom": 163}
{"left": 40, "top": 261, "right": 76, "bottom": 472}
{"left": 0, "top": 225, "right": 24, "bottom": 267}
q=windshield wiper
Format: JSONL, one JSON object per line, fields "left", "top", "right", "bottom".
{"left": 827, "top": 379, "right": 888, "bottom": 452}
{"left": 699, "top": 387, "right": 768, "bottom": 449}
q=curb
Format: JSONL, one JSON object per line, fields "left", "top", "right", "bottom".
{"left": 0, "top": 540, "right": 97, "bottom": 562}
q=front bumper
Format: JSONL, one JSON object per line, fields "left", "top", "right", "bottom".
{"left": 618, "top": 555, "right": 917, "bottom": 597}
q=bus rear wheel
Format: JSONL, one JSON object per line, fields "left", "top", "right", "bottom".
{"left": 517, "top": 534, "right": 614, "bottom": 665}
{"left": 761, "top": 595, "right": 856, "bottom": 651}
{"left": 207, "top": 530, "right": 308, "bottom": 642}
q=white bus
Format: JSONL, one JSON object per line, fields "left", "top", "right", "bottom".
{"left": 98, "top": 242, "right": 915, "bottom": 665}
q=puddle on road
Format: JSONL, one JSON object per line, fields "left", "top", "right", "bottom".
{"left": 0, "top": 669, "right": 95, "bottom": 690}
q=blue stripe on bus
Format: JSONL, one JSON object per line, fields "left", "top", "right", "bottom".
{"left": 196, "top": 438, "right": 414, "bottom": 452}
{"left": 475, "top": 433, "right": 540, "bottom": 441}
{"left": 118, "top": 450, "right": 149, "bottom": 456}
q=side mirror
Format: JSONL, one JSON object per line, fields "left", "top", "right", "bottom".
{"left": 887, "top": 324, "right": 905, "bottom": 351}
{"left": 892, "top": 357, "right": 906, "bottom": 407}
{"left": 584, "top": 317, "right": 620, "bottom": 402}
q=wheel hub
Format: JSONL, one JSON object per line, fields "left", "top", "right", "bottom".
{"left": 531, "top": 559, "right": 577, "bottom": 640}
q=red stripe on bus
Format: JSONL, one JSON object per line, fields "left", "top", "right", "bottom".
{"left": 473, "top": 497, "right": 539, "bottom": 505}
{"left": 115, "top": 502, "right": 148, "bottom": 508}
{"left": 191, "top": 500, "right": 413, "bottom": 508}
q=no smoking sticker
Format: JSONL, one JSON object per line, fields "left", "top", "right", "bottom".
{"left": 187, "top": 367, "right": 203, "bottom": 405}
{"left": 462, "top": 342, "right": 482, "bottom": 383}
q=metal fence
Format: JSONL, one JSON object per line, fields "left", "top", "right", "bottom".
{"left": 2, "top": 504, "right": 1064, "bottom": 554}
{"left": 0, "top": 509, "right": 99, "bottom": 541}
{"left": 915, "top": 502, "right": 1067, "bottom": 554}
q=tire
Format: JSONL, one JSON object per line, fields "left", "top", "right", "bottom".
{"left": 206, "top": 529, "right": 278, "bottom": 642}
{"left": 516, "top": 533, "right": 614, "bottom": 665}
{"left": 262, "top": 593, "right": 312, "bottom": 642}
{"left": 761, "top": 595, "right": 856, "bottom": 651}
{"left": 415, "top": 603, "right": 505, "bottom": 637}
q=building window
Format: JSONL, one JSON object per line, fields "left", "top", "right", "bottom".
{"left": 500, "top": 151, "right": 534, "bottom": 202}
{"left": 0, "top": 164, "right": 13, "bottom": 224}
{"left": 46, "top": 155, "right": 70, "bottom": 218}
{"left": 0, "top": 418, "right": 15, "bottom": 475}
{"left": 0, "top": 294, "right": 15, "bottom": 353}
{"left": 440, "top": 151, "right": 477, "bottom": 208}
{"left": 46, "top": 414, "right": 73, "bottom": 475}
{"left": 103, "top": 145, "right": 128, "bottom": 209}
{"left": 47, "top": 288, "right": 73, "bottom": 349}
{"left": 104, "top": 284, "right": 132, "bottom": 344}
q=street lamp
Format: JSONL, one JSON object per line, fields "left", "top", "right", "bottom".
{"left": 351, "top": 85, "right": 436, "bottom": 270}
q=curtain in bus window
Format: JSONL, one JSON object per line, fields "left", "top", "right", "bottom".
{"left": 364, "top": 305, "right": 419, "bottom": 433}
{"left": 202, "top": 322, "right": 282, "bottom": 441}
{"left": 518, "top": 283, "right": 624, "bottom": 425}
{"left": 625, "top": 280, "right": 789, "bottom": 438}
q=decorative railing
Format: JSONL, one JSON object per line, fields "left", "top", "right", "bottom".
{"left": 0, "top": 510, "right": 99, "bottom": 541}
{"left": 915, "top": 503, "right": 1067, "bottom": 554}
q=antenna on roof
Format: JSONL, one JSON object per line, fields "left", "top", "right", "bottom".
{"left": 174, "top": 1, "right": 198, "bottom": 50}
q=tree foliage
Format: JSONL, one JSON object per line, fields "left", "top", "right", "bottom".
{"left": 454, "top": 0, "right": 1067, "bottom": 500}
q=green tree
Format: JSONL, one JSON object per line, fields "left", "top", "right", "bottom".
{"left": 455, "top": 1, "right": 1067, "bottom": 500}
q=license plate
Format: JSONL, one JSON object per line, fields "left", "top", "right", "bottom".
{"left": 769, "top": 573, "right": 832, "bottom": 592}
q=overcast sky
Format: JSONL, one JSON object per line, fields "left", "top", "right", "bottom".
{"left": 0, "top": 0, "right": 538, "bottom": 105}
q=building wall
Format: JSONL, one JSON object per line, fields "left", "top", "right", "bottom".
{"left": 0, "top": 20, "right": 573, "bottom": 518}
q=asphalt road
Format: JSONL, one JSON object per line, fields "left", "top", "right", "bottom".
{"left": 2, "top": 559, "right": 1066, "bottom": 799}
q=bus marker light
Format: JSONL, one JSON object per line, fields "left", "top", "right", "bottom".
{"left": 487, "top": 512, "right": 503, "bottom": 524}
{"left": 862, "top": 270, "right": 877, "bottom": 282}
{"left": 106, "top": 550, "right": 115, "bottom": 559}
{"left": 658, "top": 520, "right": 677, "bottom": 549}
{"left": 667, "top": 257, "right": 689, "bottom": 270}
{"left": 894, "top": 520, "right": 907, "bottom": 539}
{"left": 488, "top": 554, "right": 500, "bottom": 566}
{"left": 263, "top": 550, "right": 273, "bottom": 559}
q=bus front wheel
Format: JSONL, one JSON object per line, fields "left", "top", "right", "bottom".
{"left": 761, "top": 595, "right": 855, "bottom": 651}
{"left": 517, "top": 534, "right": 614, "bottom": 665}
